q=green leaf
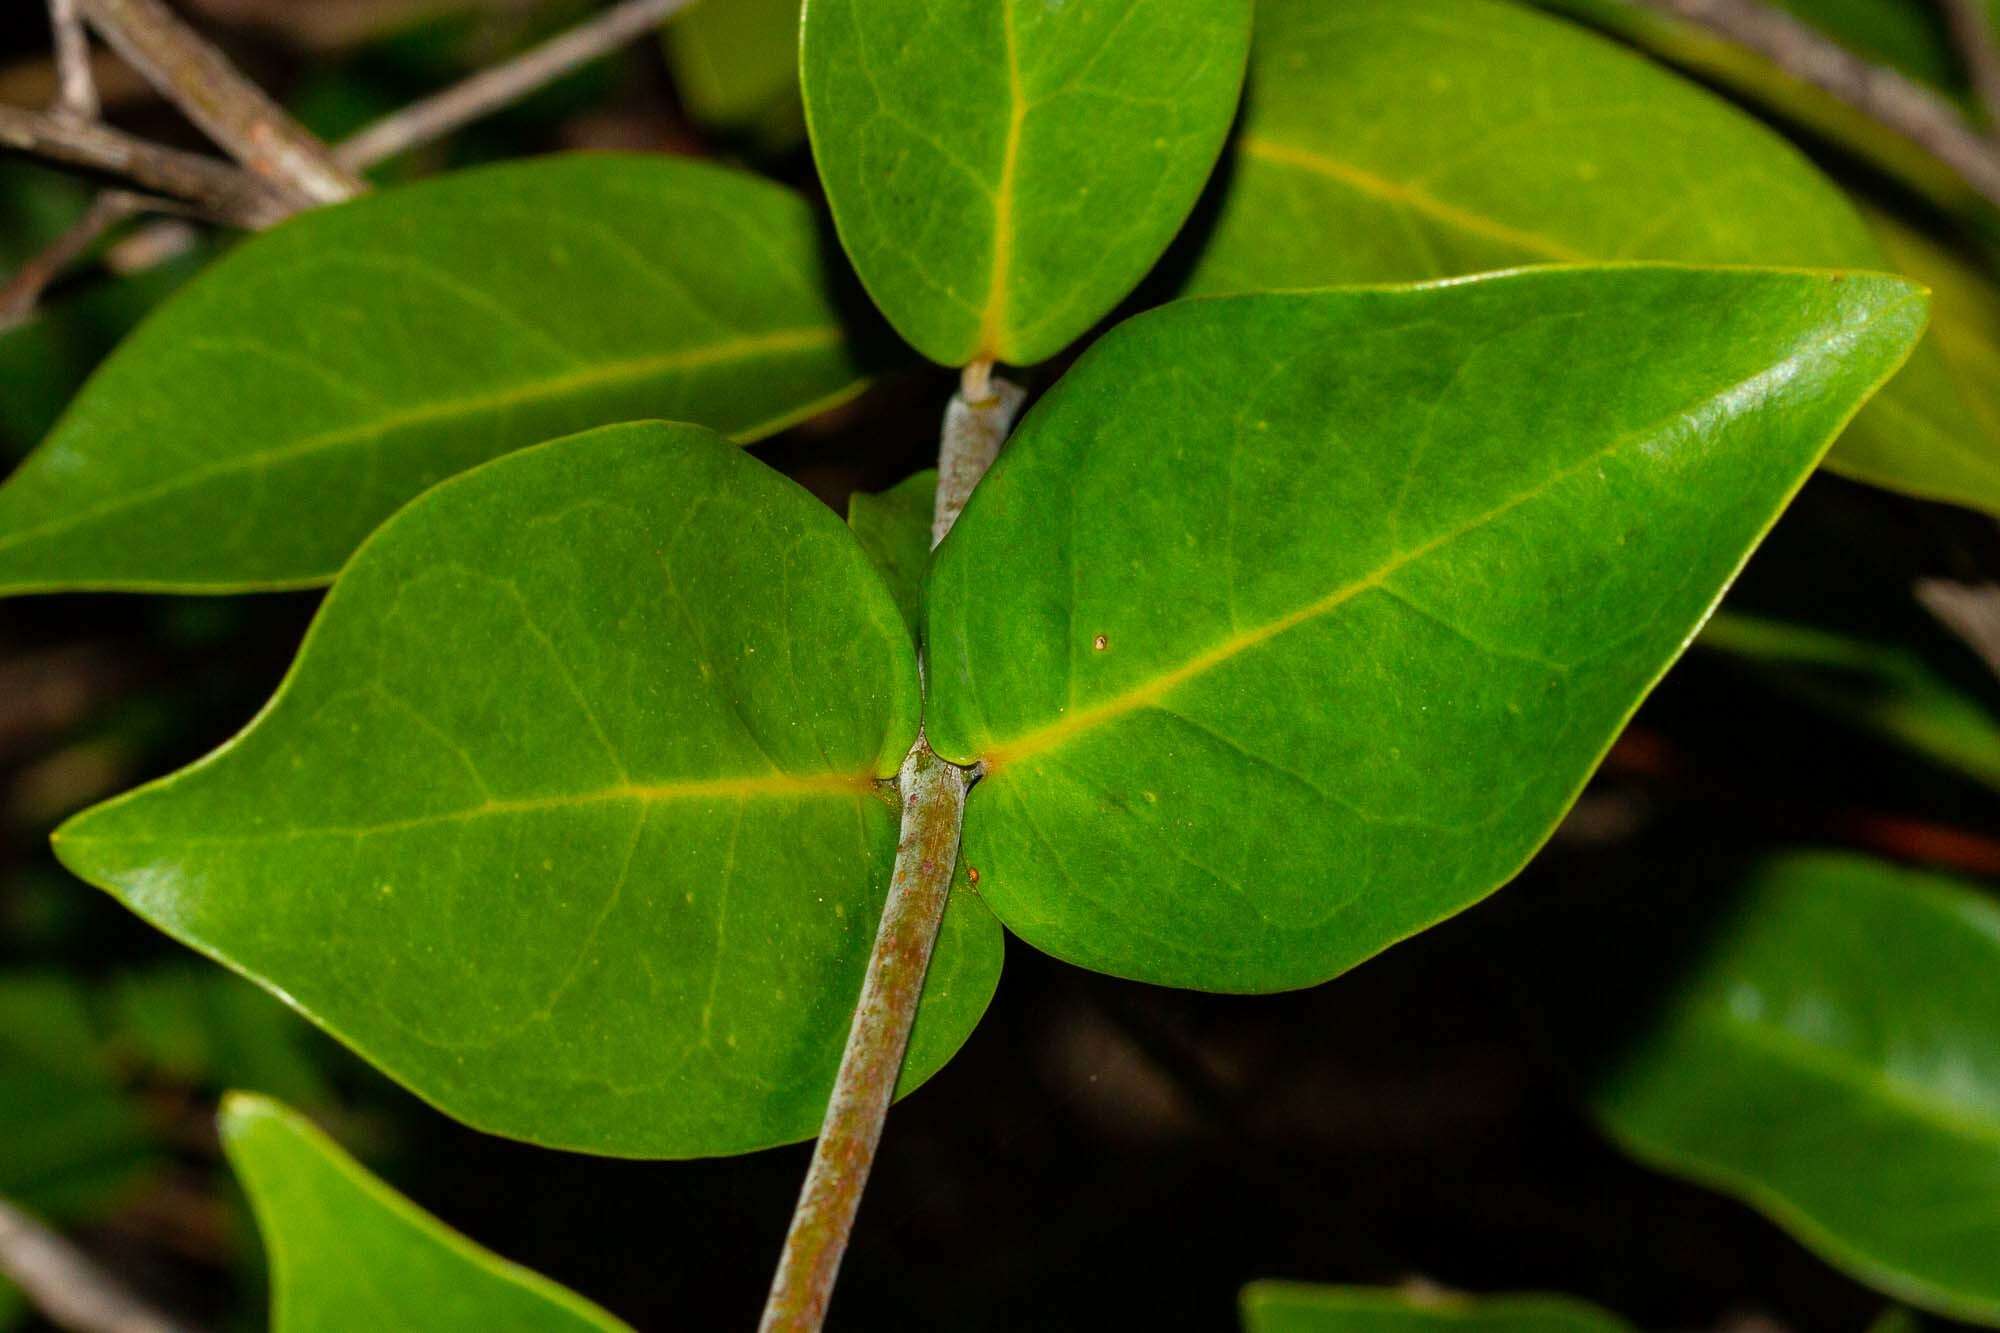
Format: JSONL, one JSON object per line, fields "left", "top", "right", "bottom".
{"left": 0, "top": 975, "right": 157, "bottom": 1217}
{"left": 1596, "top": 852, "right": 2000, "bottom": 1325}
{"left": 1241, "top": 1282, "right": 1634, "bottom": 1332}
{"left": 664, "top": 0, "right": 806, "bottom": 149}
{"left": 56, "top": 422, "right": 1001, "bottom": 1157}
{"left": 1698, "top": 611, "right": 2000, "bottom": 793}
{"left": 1530, "top": 0, "right": 1991, "bottom": 212}
{"left": 0, "top": 254, "right": 203, "bottom": 465}
{"left": 847, "top": 468, "right": 936, "bottom": 639}
{"left": 926, "top": 266, "right": 1925, "bottom": 991}
{"left": 1181, "top": 0, "right": 2000, "bottom": 517}
{"left": 220, "top": 1093, "right": 630, "bottom": 1331}
{"left": 801, "top": 0, "right": 1251, "bottom": 366}
{"left": 1543, "top": 0, "right": 1974, "bottom": 102}
{"left": 1853, "top": 207, "right": 2000, "bottom": 508}
{"left": 0, "top": 153, "right": 878, "bottom": 596}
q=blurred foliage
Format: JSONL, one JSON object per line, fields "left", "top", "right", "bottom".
{"left": 661, "top": 0, "right": 804, "bottom": 152}
{"left": 0, "top": 974, "right": 158, "bottom": 1219}
{"left": 0, "top": 0, "right": 1998, "bottom": 1329}
{"left": 1698, "top": 611, "right": 2000, "bottom": 792}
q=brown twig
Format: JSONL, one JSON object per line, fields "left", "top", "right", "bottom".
{"left": 0, "top": 192, "right": 137, "bottom": 324}
{"left": 333, "top": 0, "right": 693, "bottom": 170}
{"left": 1941, "top": 0, "right": 2000, "bottom": 132}
{"left": 759, "top": 377, "right": 1026, "bottom": 1333}
{"left": 103, "top": 215, "right": 198, "bottom": 271}
{"left": 74, "top": 0, "right": 363, "bottom": 205}
{"left": 1632, "top": 0, "right": 2000, "bottom": 208}
{"left": 758, "top": 746, "right": 968, "bottom": 1333}
{"left": 49, "top": 0, "right": 101, "bottom": 121}
{"left": 7, "top": 0, "right": 691, "bottom": 312}
{"left": 0, "top": 105, "right": 289, "bottom": 225}
{"left": 0, "top": 1197, "right": 197, "bottom": 1333}
{"left": 933, "top": 366, "right": 1025, "bottom": 545}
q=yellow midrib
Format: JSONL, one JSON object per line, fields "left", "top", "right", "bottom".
{"left": 977, "top": 305, "right": 1911, "bottom": 772}
{"left": 0, "top": 325, "right": 843, "bottom": 555}
{"left": 974, "top": 1, "right": 1027, "bottom": 362}
{"left": 65, "top": 770, "right": 879, "bottom": 846}
{"left": 1238, "top": 133, "right": 1590, "bottom": 265}
{"left": 982, "top": 529, "right": 1439, "bottom": 773}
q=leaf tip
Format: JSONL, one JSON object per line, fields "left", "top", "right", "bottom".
{"left": 217, "top": 1089, "right": 285, "bottom": 1145}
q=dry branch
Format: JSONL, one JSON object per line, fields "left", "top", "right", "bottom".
{"left": 1940, "top": 0, "right": 2000, "bottom": 131}
{"left": 335, "top": 0, "right": 693, "bottom": 170}
{"left": 74, "top": 0, "right": 363, "bottom": 204}
{"left": 49, "top": 0, "right": 101, "bottom": 121}
{"left": 1634, "top": 0, "right": 2000, "bottom": 208}
{"left": 0, "top": 1197, "right": 196, "bottom": 1333}
{"left": 0, "top": 105, "right": 289, "bottom": 225}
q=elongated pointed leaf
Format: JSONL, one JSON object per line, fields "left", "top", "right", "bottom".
{"left": 1180, "top": 0, "right": 2000, "bottom": 517}
{"left": 847, "top": 468, "right": 936, "bottom": 638}
{"left": 0, "top": 154, "right": 878, "bottom": 596}
{"left": 926, "top": 267, "right": 1925, "bottom": 991}
{"left": 1598, "top": 853, "right": 2000, "bottom": 1324}
{"left": 1241, "top": 1282, "right": 1634, "bottom": 1333}
{"left": 221, "top": 1093, "right": 630, "bottom": 1331}
{"left": 56, "top": 423, "right": 1001, "bottom": 1157}
{"left": 802, "top": 0, "right": 1250, "bottom": 366}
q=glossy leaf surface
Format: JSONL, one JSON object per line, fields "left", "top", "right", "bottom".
{"left": 1598, "top": 852, "right": 2000, "bottom": 1324}
{"left": 847, "top": 467, "right": 936, "bottom": 638}
{"left": 1242, "top": 1282, "right": 1633, "bottom": 1332}
{"left": 0, "top": 154, "right": 876, "bottom": 595}
{"left": 221, "top": 1094, "right": 629, "bottom": 1331}
{"left": 57, "top": 423, "right": 1002, "bottom": 1157}
{"left": 1181, "top": 0, "right": 2000, "bottom": 516}
{"left": 802, "top": 0, "right": 1250, "bottom": 366}
{"left": 927, "top": 267, "right": 1924, "bottom": 991}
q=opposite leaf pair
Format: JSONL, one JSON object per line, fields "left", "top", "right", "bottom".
{"left": 55, "top": 263, "right": 1927, "bottom": 1158}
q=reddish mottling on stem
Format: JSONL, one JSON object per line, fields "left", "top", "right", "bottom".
{"left": 760, "top": 744, "right": 969, "bottom": 1332}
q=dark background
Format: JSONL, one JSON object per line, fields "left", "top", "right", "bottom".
{"left": 2, "top": 3, "right": 1999, "bottom": 1329}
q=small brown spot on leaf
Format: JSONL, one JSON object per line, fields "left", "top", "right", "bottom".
{"left": 966, "top": 866, "right": 981, "bottom": 886}
{"left": 1092, "top": 634, "right": 1109, "bottom": 651}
